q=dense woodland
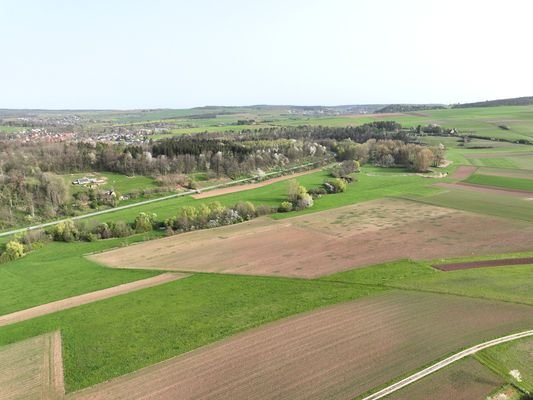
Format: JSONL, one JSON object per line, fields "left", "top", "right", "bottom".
{"left": 0, "top": 122, "right": 444, "bottom": 228}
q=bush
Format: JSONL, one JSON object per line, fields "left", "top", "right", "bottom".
{"left": 324, "top": 178, "right": 347, "bottom": 194}
{"left": 233, "top": 201, "right": 256, "bottom": 220}
{"left": 109, "top": 221, "right": 133, "bottom": 238}
{"left": 95, "top": 223, "right": 113, "bottom": 239}
{"left": 50, "top": 220, "right": 78, "bottom": 242}
{"left": 278, "top": 201, "right": 293, "bottom": 212}
{"left": 1, "top": 240, "right": 25, "bottom": 262}
{"left": 133, "top": 212, "right": 157, "bottom": 233}
{"left": 296, "top": 193, "right": 314, "bottom": 209}
{"left": 308, "top": 187, "right": 327, "bottom": 198}
{"left": 255, "top": 204, "right": 274, "bottom": 216}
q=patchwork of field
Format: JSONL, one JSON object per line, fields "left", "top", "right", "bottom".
{"left": 384, "top": 358, "right": 504, "bottom": 400}
{"left": 465, "top": 173, "right": 533, "bottom": 192}
{"left": 91, "top": 198, "right": 533, "bottom": 278}
{"left": 0, "top": 332, "right": 63, "bottom": 400}
{"left": 71, "top": 291, "right": 533, "bottom": 400}
{"left": 477, "top": 336, "right": 533, "bottom": 393}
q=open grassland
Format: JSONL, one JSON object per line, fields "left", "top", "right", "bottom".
{"left": 403, "top": 187, "right": 533, "bottom": 222}
{"left": 64, "top": 172, "right": 159, "bottom": 194}
{"left": 383, "top": 357, "right": 504, "bottom": 400}
{"left": 0, "top": 236, "right": 160, "bottom": 316}
{"left": 0, "top": 274, "right": 379, "bottom": 392}
{"left": 67, "top": 291, "right": 533, "bottom": 400}
{"left": 0, "top": 331, "right": 63, "bottom": 400}
{"left": 476, "top": 336, "right": 533, "bottom": 393}
{"left": 466, "top": 174, "right": 533, "bottom": 192}
{"left": 90, "top": 198, "right": 533, "bottom": 278}
{"left": 326, "top": 259, "right": 533, "bottom": 306}
{"left": 477, "top": 166, "right": 533, "bottom": 179}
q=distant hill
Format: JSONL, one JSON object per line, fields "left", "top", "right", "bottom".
{"left": 452, "top": 96, "right": 533, "bottom": 108}
{"left": 375, "top": 104, "right": 446, "bottom": 113}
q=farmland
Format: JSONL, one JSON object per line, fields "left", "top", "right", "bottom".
{"left": 383, "top": 358, "right": 504, "bottom": 400}
{"left": 90, "top": 198, "right": 533, "bottom": 278}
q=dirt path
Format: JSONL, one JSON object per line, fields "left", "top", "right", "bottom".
{"left": 0, "top": 273, "right": 187, "bottom": 327}
{"left": 191, "top": 168, "right": 323, "bottom": 199}
{"left": 70, "top": 291, "right": 533, "bottom": 400}
{"left": 435, "top": 182, "right": 533, "bottom": 197}
{"left": 434, "top": 257, "right": 533, "bottom": 271}
{"left": 451, "top": 165, "right": 477, "bottom": 180}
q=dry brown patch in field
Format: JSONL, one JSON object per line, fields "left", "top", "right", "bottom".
{"left": 191, "top": 168, "right": 322, "bottom": 199}
{"left": 451, "top": 165, "right": 477, "bottom": 180}
{"left": 71, "top": 291, "right": 533, "bottom": 400}
{"left": 90, "top": 198, "right": 533, "bottom": 278}
{"left": 384, "top": 358, "right": 504, "bottom": 400}
{"left": 0, "top": 331, "right": 64, "bottom": 400}
{"left": 0, "top": 273, "right": 187, "bottom": 327}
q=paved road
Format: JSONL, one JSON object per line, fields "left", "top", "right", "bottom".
{"left": 361, "top": 329, "right": 533, "bottom": 400}
{"left": 0, "top": 162, "right": 321, "bottom": 238}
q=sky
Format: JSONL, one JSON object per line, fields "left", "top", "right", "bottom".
{"left": 1, "top": 0, "right": 533, "bottom": 109}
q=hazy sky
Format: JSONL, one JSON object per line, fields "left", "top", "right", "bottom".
{"left": 2, "top": 0, "right": 533, "bottom": 109}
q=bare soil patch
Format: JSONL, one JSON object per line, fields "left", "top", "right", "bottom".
{"left": 71, "top": 291, "right": 533, "bottom": 400}
{"left": 191, "top": 168, "right": 322, "bottom": 199}
{"left": 384, "top": 358, "right": 503, "bottom": 400}
{"left": 0, "top": 273, "right": 187, "bottom": 328}
{"left": 90, "top": 198, "right": 533, "bottom": 278}
{"left": 435, "top": 182, "right": 533, "bottom": 197}
{"left": 434, "top": 257, "right": 533, "bottom": 271}
{"left": 451, "top": 165, "right": 477, "bottom": 180}
{"left": 0, "top": 331, "right": 64, "bottom": 400}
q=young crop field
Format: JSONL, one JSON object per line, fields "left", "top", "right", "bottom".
{"left": 465, "top": 174, "right": 533, "bottom": 192}
{"left": 476, "top": 336, "right": 533, "bottom": 393}
{"left": 465, "top": 152, "right": 533, "bottom": 170}
{"left": 326, "top": 259, "right": 533, "bottom": 306}
{"left": 65, "top": 290, "right": 533, "bottom": 399}
{"left": 90, "top": 198, "right": 533, "bottom": 278}
{"left": 383, "top": 357, "right": 504, "bottom": 400}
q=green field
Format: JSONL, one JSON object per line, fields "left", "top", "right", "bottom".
{"left": 0, "top": 235, "right": 160, "bottom": 316}
{"left": 403, "top": 188, "right": 533, "bottom": 222}
{"left": 64, "top": 172, "right": 160, "bottom": 194}
{"left": 476, "top": 336, "right": 533, "bottom": 393}
{"left": 325, "top": 259, "right": 533, "bottom": 306}
{"left": 0, "top": 273, "right": 380, "bottom": 392}
{"left": 466, "top": 174, "right": 533, "bottom": 191}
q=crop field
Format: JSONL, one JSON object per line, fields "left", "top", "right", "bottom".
{"left": 68, "top": 291, "right": 533, "bottom": 400}
{"left": 0, "top": 331, "right": 63, "bottom": 400}
{"left": 476, "top": 167, "right": 533, "bottom": 179}
{"left": 384, "top": 357, "right": 504, "bottom": 400}
{"left": 90, "top": 198, "right": 533, "bottom": 278}
{"left": 465, "top": 174, "right": 533, "bottom": 192}
{"left": 476, "top": 336, "right": 533, "bottom": 393}
{"left": 404, "top": 186, "right": 533, "bottom": 222}
{"left": 327, "top": 259, "right": 533, "bottom": 306}
{"left": 465, "top": 151, "right": 533, "bottom": 170}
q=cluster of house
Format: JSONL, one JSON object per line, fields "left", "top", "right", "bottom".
{"left": 11, "top": 129, "right": 77, "bottom": 142}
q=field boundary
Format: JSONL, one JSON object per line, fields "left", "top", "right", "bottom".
{"left": 434, "top": 257, "right": 533, "bottom": 271}
{"left": 0, "top": 273, "right": 188, "bottom": 327}
{"left": 360, "top": 330, "right": 533, "bottom": 400}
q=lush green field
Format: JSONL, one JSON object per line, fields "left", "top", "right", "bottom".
{"left": 403, "top": 188, "right": 533, "bottom": 222}
{"left": 466, "top": 174, "right": 533, "bottom": 191}
{"left": 64, "top": 172, "right": 159, "bottom": 194}
{"left": 0, "top": 273, "right": 381, "bottom": 392}
{"left": 0, "top": 235, "right": 160, "bottom": 316}
{"left": 465, "top": 152, "right": 533, "bottom": 170}
{"left": 476, "top": 336, "right": 533, "bottom": 393}
{"left": 325, "top": 259, "right": 533, "bottom": 306}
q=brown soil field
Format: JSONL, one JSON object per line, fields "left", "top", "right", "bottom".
{"left": 435, "top": 182, "right": 533, "bottom": 197}
{"left": 0, "top": 273, "right": 187, "bottom": 328}
{"left": 384, "top": 358, "right": 504, "bottom": 400}
{"left": 90, "top": 198, "right": 533, "bottom": 278}
{"left": 451, "top": 165, "right": 477, "bottom": 180}
{"left": 71, "top": 291, "right": 533, "bottom": 400}
{"left": 434, "top": 257, "right": 533, "bottom": 271}
{"left": 191, "top": 168, "right": 322, "bottom": 199}
{"left": 0, "top": 331, "right": 64, "bottom": 400}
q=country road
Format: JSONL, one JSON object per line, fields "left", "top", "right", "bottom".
{"left": 361, "top": 329, "right": 533, "bottom": 400}
{"left": 0, "top": 162, "right": 322, "bottom": 238}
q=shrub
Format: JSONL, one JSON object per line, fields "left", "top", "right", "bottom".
{"left": 324, "top": 178, "right": 347, "bottom": 193}
{"left": 95, "top": 223, "right": 113, "bottom": 239}
{"left": 296, "top": 193, "right": 314, "bottom": 209}
{"left": 133, "top": 212, "right": 157, "bottom": 233}
{"left": 51, "top": 220, "right": 78, "bottom": 242}
{"left": 1, "top": 240, "right": 25, "bottom": 262}
{"left": 233, "top": 201, "right": 256, "bottom": 220}
{"left": 255, "top": 204, "right": 274, "bottom": 216}
{"left": 110, "top": 221, "right": 133, "bottom": 238}
{"left": 278, "top": 201, "right": 293, "bottom": 212}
